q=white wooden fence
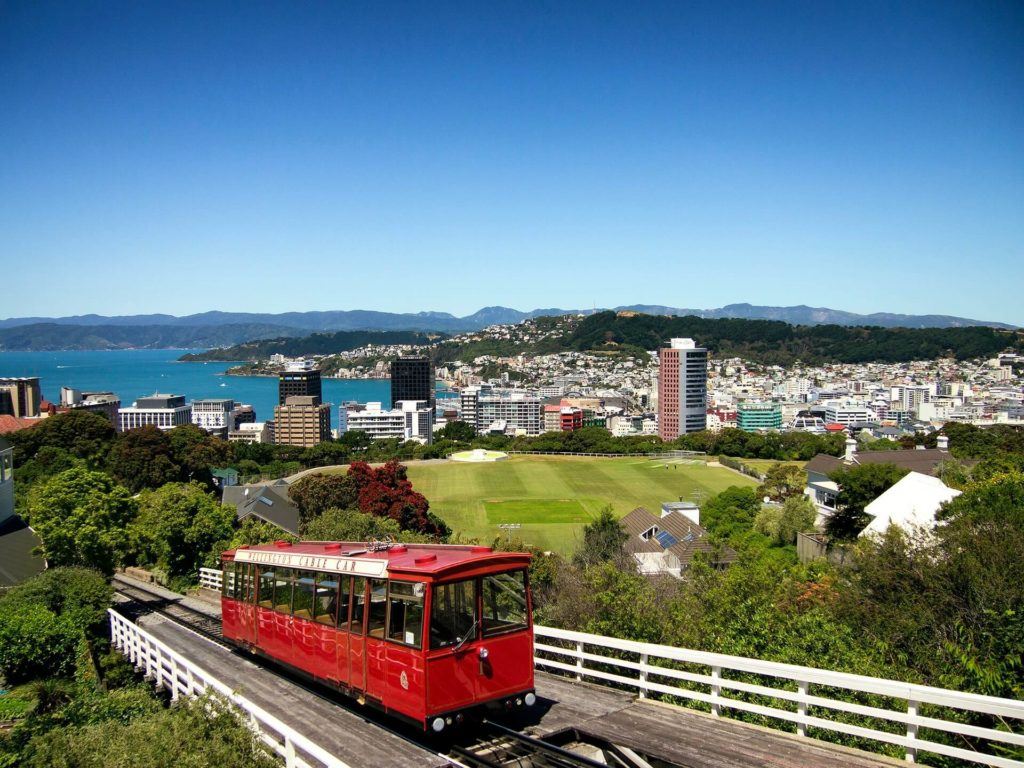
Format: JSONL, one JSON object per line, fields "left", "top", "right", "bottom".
{"left": 195, "top": 568, "right": 1024, "bottom": 766}
{"left": 108, "top": 609, "right": 351, "bottom": 768}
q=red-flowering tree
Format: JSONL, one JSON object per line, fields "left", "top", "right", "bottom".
{"left": 346, "top": 460, "right": 442, "bottom": 536}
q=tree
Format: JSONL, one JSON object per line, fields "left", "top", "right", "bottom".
{"left": 301, "top": 507, "right": 431, "bottom": 543}
{"left": 107, "top": 426, "right": 180, "bottom": 493}
{"left": 347, "top": 460, "right": 443, "bottom": 535}
{"left": 338, "top": 429, "right": 372, "bottom": 451}
{"left": 437, "top": 420, "right": 476, "bottom": 443}
{"left": 300, "top": 441, "right": 349, "bottom": 468}
{"left": 131, "top": 483, "right": 236, "bottom": 581}
{"left": 756, "top": 463, "right": 806, "bottom": 502}
{"left": 825, "top": 463, "right": 909, "bottom": 541}
{"left": 1, "top": 567, "right": 112, "bottom": 637}
{"left": 167, "top": 425, "right": 233, "bottom": 486}
{"left": 573, "top": 506, "right": 627, "bottom": 568}
{"left": 701, "top": 486, "right": 762, "bottom": 542}
{"left": 288, "top": 473, "right": 358, "bottom": 524}
{"left": 0, "top": 602, "right": 80, "bottom": 685}
{"left": 27, "top": 468, "right": 137, "bottom": 575}
{"left": 755, "top": 496, "right": 817, "bottom": 546}
{"left": 0, "top": 568, "right": 113, "bottom": 685}
{"left": 6, "top": 410, "right": 116, "bottom": 468}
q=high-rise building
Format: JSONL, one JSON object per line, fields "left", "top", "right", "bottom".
{"left": 118, "top": 394, "right": 192, "bottom": 432}
{"left": 657, "top": 338, "right": 708, "bottom": 439}
{"left": 0, "top": 378, "right": 42, "bottom": 418}
{"left": 391, "top": 356, "right": 434, "bottom": 409}
{"left": 273, "top": 395, "right": 331, "bottom": 447}
{"left": 278, "top": 361, "right": 322, "bottom": 406}
{"left": 737, "top": 401, "right": 783, "bottom": 432}
{"left": 191, "top": 399, "right": 237, "bottom": 438}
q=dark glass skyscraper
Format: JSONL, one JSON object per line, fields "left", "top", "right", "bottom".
{"left": 390, "top": 356, "right": 434, "bottom": 409}
{"left": 278, "top": 368, "right": 322, "bottom": 405}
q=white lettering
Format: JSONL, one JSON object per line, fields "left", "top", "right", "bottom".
{"left": 233, "top": 549, "right": 388, "bottom": 577}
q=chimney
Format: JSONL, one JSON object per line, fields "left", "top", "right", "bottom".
{"left": 844, "top": 437, "right": 857, "bottom": 463}
{"left": 937, "top": 434, "right": 949, "bottom": 451}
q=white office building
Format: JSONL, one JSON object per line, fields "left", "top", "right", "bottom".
{"left": 191, "top": 398, "right": 236, "bottom": 437}
{"left": 823, "top": 399, "right": 878, "bottom": 427}
{"left": 343, "top": 401, "right": 434, "bottom": 443}
{"left": 118, "top": 394, "right": 192, "bottom": 432}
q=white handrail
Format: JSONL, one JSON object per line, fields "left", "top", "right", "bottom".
{"left": 196, "top": 567, "right": 1024, "bottom": 766}
{"left": 108, "top": 609, "right": 350, "bottom": 768}
{"left": 533, "top": 625, "right": 1024, "bottom": 767}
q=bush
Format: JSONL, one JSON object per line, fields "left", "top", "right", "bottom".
{"left": 21, "top": 694, "right": 279, "bottom": 768}
{"left": 1, "top": 568, "right": 112, "bottom": 637}
{"left": 0, "top": 603, "right": 79, "bottom": 685}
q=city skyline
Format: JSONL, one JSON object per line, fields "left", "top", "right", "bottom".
{"left": 2, "top": 2, "right": 1022, "bottom": 322}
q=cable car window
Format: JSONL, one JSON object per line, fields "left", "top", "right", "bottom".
{"left": 274, "top": 568, "right": 294, "bottom": 613}
{"left": 430, "top": 579, "right": 477, "bottom": 649}
{"left": 222, "top": 561, "right": 235, "bottom": 599}
{"left": 387, "top": 581, "right": 425, "bottom": 648}
{"left": 258, "top": 568, "right": 275, "bottom": 608}
{"left": 350, "top": 577, "right": 366, "bottom": 635}
{"left": 245, "top": 564, "right": 257, "bottom": 603}
{"left": 482, "top": 570, "right": 528, "bottom": 637}
{"left": 314, "top": 573, "right": 339, "bottom": 626}
{"left": 337, "top": 576, "right": 352, "bottom": 630}
{"left": 293, "top": 571, "right": 316, "bottom": 620}
{"left": 367, "top": 579, "right": 387, "bottom": 639}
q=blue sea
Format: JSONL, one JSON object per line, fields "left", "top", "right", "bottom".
{"left": 0, "top": 350, "right": 436, "bottom": 423}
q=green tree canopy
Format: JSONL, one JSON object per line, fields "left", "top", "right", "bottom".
{"left": 756, "top": 463, "right": 807, "bottom": 502}
{"left": 437, "top": 420, "right": 476, "bottom": 442}
{"left": 7, "top": 410, "right": 116, "bottom": 467}
{"left": 573, "top": 506, "right": 627, "bottom": 568}
{"left": 131, "top": 483, "right": 236, "bottom": 580}
{"left": 288, "top": 472, "right": 358, "bottom": 524}
{"left": 167, "top": 425, "right": 234, "bottom": 486}
{"left": 107, "top": 426, "right": 180, "bottom": 493}
{"left": 27, "top": 468, "right": 137, "bottom": 575}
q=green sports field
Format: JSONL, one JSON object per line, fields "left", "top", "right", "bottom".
{"left": 404, "top": 455, "right": 756, "bottom": 555}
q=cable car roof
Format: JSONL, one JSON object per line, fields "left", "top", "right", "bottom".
{"left": 226, "top": 541, "right": 531, "bottom": 577}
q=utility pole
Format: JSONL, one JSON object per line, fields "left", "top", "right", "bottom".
{"left": 498, "top": 523, "right": 522, "bottom": 543}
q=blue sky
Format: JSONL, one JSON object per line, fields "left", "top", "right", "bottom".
{"left": 2, "top": 1, "right": 1022, "bottom": 323}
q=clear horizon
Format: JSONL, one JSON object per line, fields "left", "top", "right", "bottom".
{"left": 2, "top": 2, "right": 1021, "bottom": 323}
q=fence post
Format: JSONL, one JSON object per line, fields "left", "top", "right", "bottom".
{"left": 284, "top": 735, "right": 297, "bottom": 768}
{"left": 796, "top": 680, "right": 809, "bottom": 737}
{"left": 906, "top": 699, "right": 919, "bottom": 763}
{"left": 575, "top": 641, "right": 585, "bottom": 681}
{"left": 638, "top": 652, "right": 648, "bottom": 698}
{"left": 169, "top": 656, "right": 180, "bottom": 702}
{"left": 710, "top": 666, "right": 721, "bottom": 717}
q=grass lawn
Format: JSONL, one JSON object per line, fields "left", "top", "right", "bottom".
{"left": 723, "top": 458, "right": 808, "bottom": 474}
{"left": 404, "top": 455, "right": 756, "bottom": 555}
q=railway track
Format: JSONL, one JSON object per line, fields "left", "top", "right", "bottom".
{"left": 111, "top": 577, "right": 656, "bottom": 768}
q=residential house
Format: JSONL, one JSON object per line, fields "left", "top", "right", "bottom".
{"left": 620, "top": 506, "right": 735, "bottom": 578}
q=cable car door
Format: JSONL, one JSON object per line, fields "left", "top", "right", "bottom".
{"left": 348, "top": 577, "right": 367, "bottom": 692}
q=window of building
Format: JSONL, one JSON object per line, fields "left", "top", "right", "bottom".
{"left": 430, "top": 579, "right": 477, "bottom": 649}
{"left": 386, "top": 581, "right": 425, "bottom": 647}
{"left": 482, "top": 570, "right": 529, "bottom": 637}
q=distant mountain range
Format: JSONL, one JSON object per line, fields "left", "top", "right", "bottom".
{"left": 0, "top": 304, "right": 1015, "bottom": 351}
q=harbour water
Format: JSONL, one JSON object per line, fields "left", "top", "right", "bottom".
{"left": 0, "top": 350, "right": 398, "bottom": 423}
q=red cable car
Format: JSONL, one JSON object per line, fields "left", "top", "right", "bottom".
{"left": 220, "top": 540, "right": 536, "bottom": 731}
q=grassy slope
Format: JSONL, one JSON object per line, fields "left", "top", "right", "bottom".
{"left": 405, "top": 455, "right": 756, "bottom": 554}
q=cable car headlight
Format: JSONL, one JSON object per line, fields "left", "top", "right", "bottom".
{"left": 478, "top": 647, "right": 489, "bottom": 660}
{"left": 431, "top": 717, "right": 445, "bottom": 732}
{"left": 524, "top": 692, "right": 537, "bottom": 707}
